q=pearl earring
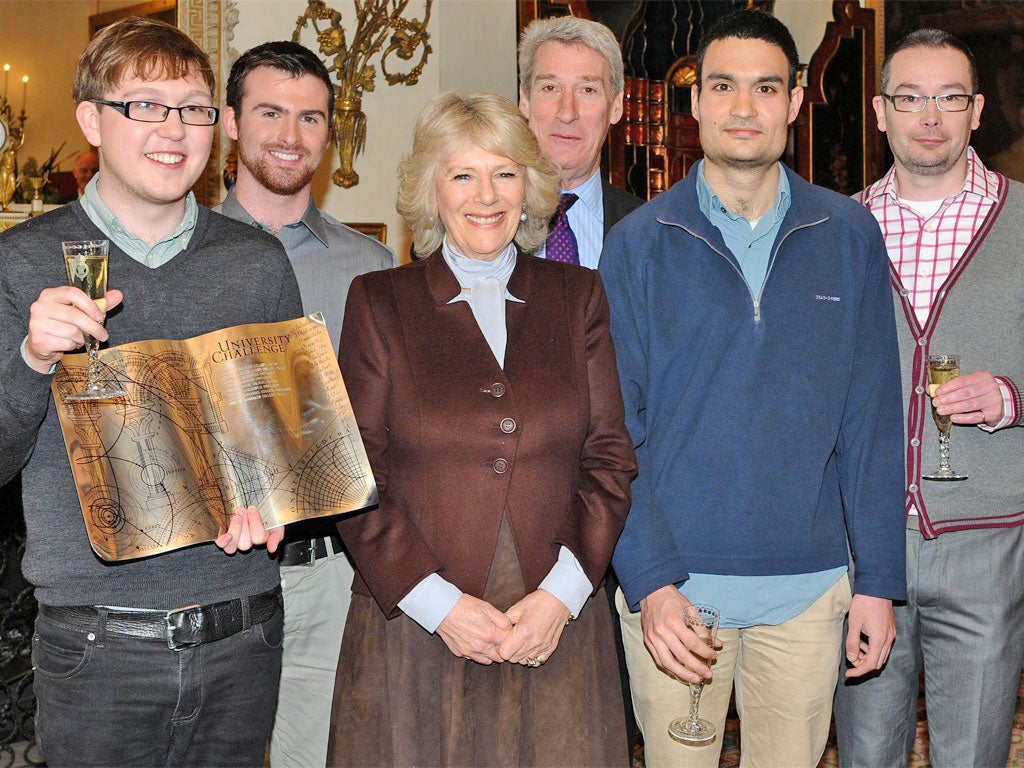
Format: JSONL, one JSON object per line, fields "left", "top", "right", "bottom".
{"left": 520, "top": 208, "right": 528, "bottom": 222}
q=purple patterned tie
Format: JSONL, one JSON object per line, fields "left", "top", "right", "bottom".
{"left": 546, "top": 193, "right": 580, "bottom": 265}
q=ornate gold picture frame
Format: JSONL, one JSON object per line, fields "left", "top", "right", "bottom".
{"left": 345, "top": 222, "right": 387, "bottom": 245}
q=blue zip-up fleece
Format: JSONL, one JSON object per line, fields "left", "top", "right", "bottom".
{"left": 600, "top": 165, "right": 907, "bottom": 611}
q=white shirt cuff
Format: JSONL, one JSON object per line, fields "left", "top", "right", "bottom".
{"left": 538, "top": 545, "right": 593, "bottom": 618}
{"left": 397, "top": 573, "right": 463, "bottom": 634}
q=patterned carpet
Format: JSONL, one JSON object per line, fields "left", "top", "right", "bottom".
{"left": 633, "top": 669, "right": 1024, "bottom": 767}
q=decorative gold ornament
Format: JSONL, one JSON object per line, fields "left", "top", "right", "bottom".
{"left": 0, "top": 70, "right": 27, "bottom": 212}
{"left": 293, "top": 0, "right": 432, "bottom": 188}
{"left": 0, "top": 149, "right": 20, "bottom": 213}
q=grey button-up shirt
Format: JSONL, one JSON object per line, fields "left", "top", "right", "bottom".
{"left": 216, "top": 191, "right": 395, "bottom": 353}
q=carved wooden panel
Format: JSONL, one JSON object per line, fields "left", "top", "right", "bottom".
{"left": 517, "top": 0, "right": 592, "bottom": 28}
{"left": 795, "top": 0, "right": 883, "bottom": 194}
{"left": 614, "top": 2, "right": 753, "bottom": 198}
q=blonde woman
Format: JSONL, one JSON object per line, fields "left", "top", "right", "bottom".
{"left": 327, "top": 91, "right": 636, "bottom": 767}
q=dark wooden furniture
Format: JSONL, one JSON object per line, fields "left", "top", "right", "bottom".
{"left": 795, "top": 0, "right": 884, "bottom": 195}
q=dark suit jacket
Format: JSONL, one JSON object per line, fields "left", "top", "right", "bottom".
{"left": 336, "top": 250, "right": 637, "bottom": 618}
{"left": 602, "top": 178, "right": 644, "bottom": 237}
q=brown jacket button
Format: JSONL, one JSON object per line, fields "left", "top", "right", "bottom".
{"left": 500, "top": 418, "right": 516, "bottom": 434}
{"left": 493, "top": 458, "right": 509, "bottom": 473}
{"left": 491, "top": 382, "right": 506, "bottom": 397}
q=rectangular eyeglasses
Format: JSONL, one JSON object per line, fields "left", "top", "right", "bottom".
{"left": 90, "top": 99, "right": 219, "bottom": 126}
{"left": 881, "top": 93, "right": 974, "bottom": 113}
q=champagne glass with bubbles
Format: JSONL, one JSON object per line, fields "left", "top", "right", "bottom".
{"left": 668, "top": 603, "right": 720, "bottom": 746}
{"left": 63, "top": 240, "right": 126, "bottom": 401}
{"left": 921, "top": 354, "right": 967, "bottom": 481}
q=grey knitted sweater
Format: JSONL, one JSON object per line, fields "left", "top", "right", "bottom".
{"left": 0, "top": 203, "right": 303, "bottom": 607}
{"left": 889, "top": 176, "right": 1024, "bottom": 537}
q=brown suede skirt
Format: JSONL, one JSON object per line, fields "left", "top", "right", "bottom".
{"left": 327, "top": 518, "right": 628, "bottom": 767}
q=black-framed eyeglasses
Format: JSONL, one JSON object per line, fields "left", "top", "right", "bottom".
{"left": 881, "top": 93, "right": 975, "bottom": 113}
{"left": 90, "top": 99, "right": 219, "bottom": 126}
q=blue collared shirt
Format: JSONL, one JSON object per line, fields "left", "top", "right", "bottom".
{"left": 215, "top": 191, "right": 395, "bottom": 353}
{"left": 695, "top": 159, "right": 789, "bottom": 294}
{"left": 537, "top": 169, "right": 605, "bottom": 269}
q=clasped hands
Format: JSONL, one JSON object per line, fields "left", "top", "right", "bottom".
{"left": 436, "top": 590, "right": 570, "bottom": 666}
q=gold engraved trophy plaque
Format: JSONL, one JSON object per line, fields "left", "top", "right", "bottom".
{"left": 52, "top": 314, "right": 377, "bottom": 561}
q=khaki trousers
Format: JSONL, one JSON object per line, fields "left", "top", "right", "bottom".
{"left": 271, "top": 551, "right": 353, "bottom": 768}
{"left": 617, "top": 577, "right": 850, "bottom": 768}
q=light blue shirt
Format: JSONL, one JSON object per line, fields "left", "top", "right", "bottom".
{"left": 696, "top": 160, "right": 789, "bottom": 296}
{"left": 686, "top": 161, "right": 847, "bottom": 628}
{"left": 537, "top": 169, "right": 604, "bottom": 269}
{"left": 80, "top": 174, "right": 198, "bottom": 267}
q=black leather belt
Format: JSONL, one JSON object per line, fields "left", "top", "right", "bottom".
{"left": 279, "top": 532, "right": 343, "bottom": 567}
{"left": 38, "top": 586, "right": 282, "bottom": 651}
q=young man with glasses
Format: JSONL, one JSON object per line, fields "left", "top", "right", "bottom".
{"left": 0, "top": 17, "right": 301, "bottom": 766}
{"left": 834, "top": 29, "right": 1024, "bottom": 768}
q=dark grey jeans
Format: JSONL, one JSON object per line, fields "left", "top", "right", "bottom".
{"left": 32, "top": 602, "right": 283, "bottom": 767}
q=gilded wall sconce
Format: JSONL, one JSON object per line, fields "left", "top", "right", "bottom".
{"left": 293, "top": 0, "right": 433, "bottom": 189}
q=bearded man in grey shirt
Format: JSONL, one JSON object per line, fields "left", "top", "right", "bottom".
{"left": 216, "top": 41, "right": 395, "bottom": 768}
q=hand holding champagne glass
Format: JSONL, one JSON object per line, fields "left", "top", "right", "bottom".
{"left": 668, "top": 603, "right": 720, "bottom": 746}
{"left": 62, "top": 240, "right": 126, "bottom": 401}
{"left": 922, "top": 353, "right": 967, "bottom": 481}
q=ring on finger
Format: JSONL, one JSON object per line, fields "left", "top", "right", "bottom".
{"left": 525, "top": 657, "right": 540, "bottom": 668}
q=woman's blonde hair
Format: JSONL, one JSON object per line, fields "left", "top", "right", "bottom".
{"left": 397, "top": 91, "right": 560, "bottom": 256}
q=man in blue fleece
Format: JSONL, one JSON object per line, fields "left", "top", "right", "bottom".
{"left": 599, "top": 10, "right": 906, "bottom": 767}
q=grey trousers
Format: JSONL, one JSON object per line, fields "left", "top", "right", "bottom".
{"left": 833, "top": 524, "right": 1024, "bottom": 768}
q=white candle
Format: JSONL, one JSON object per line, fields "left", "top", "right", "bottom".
{"left": 3, "top": 64, "right": 9, "bottom": 101}
{"left": 21, "top": 75, "right": 28, "bottom": 112}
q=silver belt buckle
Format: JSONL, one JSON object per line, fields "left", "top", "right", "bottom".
{"left": 165, "top": 603, "right": 203, "bottom": 650}
{"left": 311, "top": 536, "right": 335, "bottom": 565}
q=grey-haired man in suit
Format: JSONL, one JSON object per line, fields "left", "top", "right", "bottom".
{"left": 518, "top": 16, "right": 643, "bottom": 267}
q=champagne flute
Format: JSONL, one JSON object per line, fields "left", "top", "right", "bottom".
{"left": 63, "top": 240, "right": 126, "bottom": 401}
{"left": 668, "top": 603, "right": 720, "bottom": 746}
{"left": 921, "top": 354, "right": 967, "bottom": 481}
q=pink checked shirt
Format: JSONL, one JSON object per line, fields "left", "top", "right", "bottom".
{"left": 861, "top": 147, "right": 1016, "bottom": 443}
